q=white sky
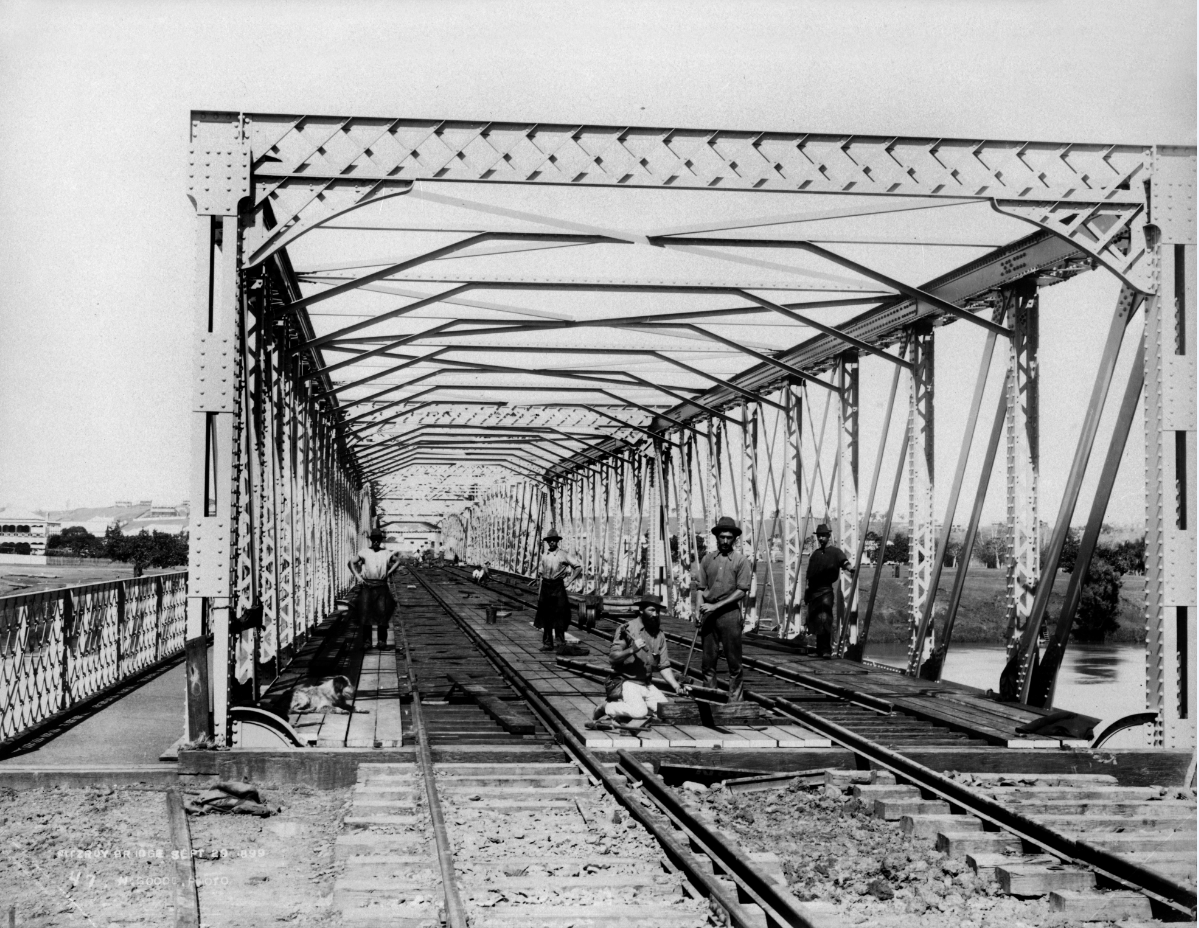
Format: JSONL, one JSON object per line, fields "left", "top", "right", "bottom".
{"left": 0, "top": 0, "right": 1194, "bottom": 524}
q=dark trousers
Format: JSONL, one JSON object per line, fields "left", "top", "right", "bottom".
{"left": 807, "top": 588, "right": 835, "bottom": 657}
{"left": 701, "top": 608, "right": 744, "bottom": 701}
{"left": 357, "top": 583, "right": 395, "bottom": 647}
{"left": 535, "top": 578, "right": 571, "bottom": 647}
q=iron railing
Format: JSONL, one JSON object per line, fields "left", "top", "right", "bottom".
{"left": 0, "top": 571, "right": 189, "bottom": 747}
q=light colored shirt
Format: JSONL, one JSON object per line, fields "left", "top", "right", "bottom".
{"left": 538, "top": 549, "right": 579, "bottom": 581}
{"left": 357, "top": 546, "right": 394, "bottom": 581}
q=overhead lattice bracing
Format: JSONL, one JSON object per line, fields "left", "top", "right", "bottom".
{"left": 186, "top": 111, "right": 1194, "bottom": 751}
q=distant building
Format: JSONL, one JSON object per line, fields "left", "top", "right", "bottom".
{"left": 47, "top": 501, "right": 191, "bottom": 536}
{"left": 386, "top": 520, "right": 440, "bottom": 552}
{"left": 0, "top": 510, "right": 61, "bottom": 555}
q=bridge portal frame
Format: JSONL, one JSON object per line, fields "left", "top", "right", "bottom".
{"left": 185, "top": 112, "right": 1195, "bottom": 749}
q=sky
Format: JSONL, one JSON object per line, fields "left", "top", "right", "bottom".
{"left": 0, "top": 0, "right": 1194, "bottom": 525}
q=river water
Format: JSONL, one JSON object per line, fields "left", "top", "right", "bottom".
{"left": 863, "top": 641, "right": 1151, "bottom": 748}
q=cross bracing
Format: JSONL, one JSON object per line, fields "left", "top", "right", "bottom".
{"left": 186, "top": 111, "right": 1195, "bottom": 751}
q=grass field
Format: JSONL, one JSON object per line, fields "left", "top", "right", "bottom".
{"left": 755, "top": 561, "right": 1146, "bottom": 644}
{"left": 0, "top": 563, "right": 179, "bottom": 597}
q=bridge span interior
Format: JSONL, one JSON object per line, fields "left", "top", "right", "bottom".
{"left": 183, "top": 111, "right": 1196, "bottom": 754}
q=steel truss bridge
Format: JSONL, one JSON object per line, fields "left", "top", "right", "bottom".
{"left": 184, "top": 111, "right": 1195, "bottom": 749}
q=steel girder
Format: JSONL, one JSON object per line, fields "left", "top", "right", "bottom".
{"left": 1143, "top": 149, "right": 1197, "bottom": 748}
{"left": 189, "top": 112, "right": 1195, "bottom": 741}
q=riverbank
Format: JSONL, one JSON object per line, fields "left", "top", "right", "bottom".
{"left": 760, "top": 563, "right": 1144, "bottom": 644}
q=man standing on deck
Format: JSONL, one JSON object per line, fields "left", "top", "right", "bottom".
{"left": 349, "top": 528, "right": 401, "bottom": 649}
{"left": 695, "top": 516, "right": 752, "bottom": 702}
{"left": 594, "top": 593, "right": 686, "bottom": 722}
{"left": 804, "top": 524, "right": 854, "bottom": 659}
{"left": 531, "top": 528, "right": 582, "bottom": 654}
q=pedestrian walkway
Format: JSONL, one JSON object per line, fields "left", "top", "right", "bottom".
{"left": 0, "top": 660, "right": 185, "bottom": 767}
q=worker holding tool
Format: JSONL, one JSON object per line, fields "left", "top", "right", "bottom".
{"left": 695, "top": 516, "right": 752, "bottom": 702}
{"left": 593, "top": 593, "right": 686, "bottom": 723}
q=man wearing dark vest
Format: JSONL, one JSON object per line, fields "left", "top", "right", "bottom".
{"left": 804, "top": 523, "right": 854, "bottom": 658}
{"left": 532, "top": 527, "right": 581, "bottom": 653}
{"left": 695, "top": 516, "right": 752, "bottom": 702}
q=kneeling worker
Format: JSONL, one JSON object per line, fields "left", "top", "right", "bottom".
{"left": 593, "top": 593, "right": 686, "bottom": 722}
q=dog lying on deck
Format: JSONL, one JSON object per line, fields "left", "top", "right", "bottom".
{"left": 289, "top": 675, "right": 368, "bottom": 714}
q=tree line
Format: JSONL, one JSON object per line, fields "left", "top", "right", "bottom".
{"left": 46, "top": 525, "right": 189, "bottom": 570}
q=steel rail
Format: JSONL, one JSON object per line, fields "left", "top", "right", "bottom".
{"left": 451, "top": 563, "right": 896, "bottom": 718}
{"left": 408, "top": 567, "right": 834, "bottom": 928}
{"left": 763, "top": 694, "right": 1197, "bottom": 919}
{"left": 394, "top": 597, "right": 468, "bottom": 928}
{"left": 431, "top": 563, "right": 1199, "bottom": 918}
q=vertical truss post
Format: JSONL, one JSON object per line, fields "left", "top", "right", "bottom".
{"left": 708, "top": 423, "right": 724, "bottom": 520}
{"left": 907, "top": 323, "right": 936, "bottom": 670}
{"left": 836, "top": 353, "right": 860, "bottom": 652}
{"left": 259, "top": 344, "right": 279, "bottom": 682}
{"left": 630, "top": 456, "right": 648, "bottom": 595}
{"left": 1003, "top": 283, "right": 1041, "bottom": 663}
{"left": 650, "top": 441, "right": 670, "bottom": 606}
{"left": 233, "top": 286, "right": 259, "bottom": 704}
{"left": 671, "top": 435, "right": 695, "bottom": 616}
{"left": 280, "top": 358, "right": 297, "bottom": 662}
{"left": 598, "top": 467, "right": 613, "bottom": 593}
{"left": 296, "top": 393, "right": 311, "bottom": 644}
{"left": 186, "top": 192, "right": 243, "bottom": 744}
{"left": 743, "top": 403, "right": 761, "bottom": 630}
{"left": 584, "top": 471, "right": 598, "bottom": 589}
{"left": 782, "top": 385, "right": 804, "bottom": 638}
{"left": 1144, "top": 151, "right": 1196, "bottom": 745}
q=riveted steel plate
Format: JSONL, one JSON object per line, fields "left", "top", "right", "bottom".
{"left": 1152, "top": 147, "right": 1197, "bottom": 246}
{"left": 194, "top": 333, "right": 235, "bottom": 412}
{"left": 189, "top": 112, "right": 251, "bottom": 216}
{"left": 190, "top": 517, "right": 231, "bottom": 597}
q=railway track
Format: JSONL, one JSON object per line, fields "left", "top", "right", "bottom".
{"left": 331, "top": 568, "right": 831, "bottom": 928}
{"left": 420, "top": 565, "right": 1198, "bottom": 924}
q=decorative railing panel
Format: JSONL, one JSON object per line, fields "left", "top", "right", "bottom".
{"left": 0, "top": 571, "right": 190, "bottom": 748}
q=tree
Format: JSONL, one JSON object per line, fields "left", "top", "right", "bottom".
{"left": 48, "top": 526, "right": 104, "bottom": 557}
{"left": 1055, "top": 528, "right": 1081, "bottom": 574}
{"left": 1102, "top": 536, "right": 1146, "bottom": 575}
{"left": 943, "top": 539, "right": 963, "bottom": 568}
{"left": 886, "top": 532, "right": 910, "bottom": 564}
{"left": 1074, "top": 557, "right": 1123, "bottom": 642}
{"left": 973, "top": 532, "right": 999, "bottom": 569}
{"left": 102, "top": 526, "right": 188, "bottom": 569}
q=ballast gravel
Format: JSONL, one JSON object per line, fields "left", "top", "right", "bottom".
{"left": 687, "top": 779, "right": 1141, "bottom": 928}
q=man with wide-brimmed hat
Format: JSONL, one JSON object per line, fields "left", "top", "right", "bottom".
{"left": 594, "top": 592, "right": 685, "bottom": 722}
{"left": 532, "top": 527, "right": 582, "bottom": 653}
{"left": 694, "top": 516, "right": 752, "bottom": 701}
{"left": 349, "top": 527, "right": 401, "bottom": 649}
{"left": 804, "top": 524, "right": 853, "bottom": 658}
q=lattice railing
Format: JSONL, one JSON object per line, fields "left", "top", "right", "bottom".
{"left": 0, "top": 571, "right": 190, "bottom": 748}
